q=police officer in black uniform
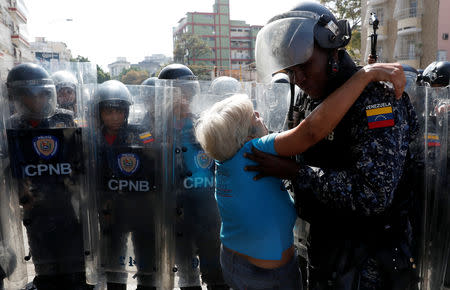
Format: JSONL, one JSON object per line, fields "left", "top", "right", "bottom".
{"left": 158, "top": 64, "right": 228, "bottom": 290}
{"left": 5, "top": 63, "right": 90, "bottom": 289}
{"left": 90, "top": 80, "right": 161, "bottom": 290}
{"left": 247, "top": 2, "right": 419, "bottom": 289}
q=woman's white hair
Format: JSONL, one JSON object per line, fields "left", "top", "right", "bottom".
{"left": 195, "top": 94, "right": 254, "bottom": 162}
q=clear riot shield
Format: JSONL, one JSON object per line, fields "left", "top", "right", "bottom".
{"left": 251, "top": 82, "right": 292, "bottom": 133}
{"left": 85, "top": 84, "right": 165, "bottom": 288}
{"left": 418, "top": 86, "right": 449, "bottom": 290}
{"left": 0, "top": 85, "right": 27, "bottom": 290}
{"left": 41, "top": 61, "right": 97, "bottom": 127}
{"left": 160, "top": 79, "right": 226, "bottom": 288}
{"left": 3, "top": 74, "right": 89, "bottom": 287}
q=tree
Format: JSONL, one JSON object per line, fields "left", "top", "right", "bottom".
{"left": 70, "top": 55, "right": 90, "bottom": 62}
{"left": 97, "top": 65, "right": 111, "bottom": 83}
{"left": 120, "top": 67, "right": 149, "bottom": 85}
{"left": 173, "top": 34, "right": 212, "bottom": 66}
{"left": 320, "top": 0, "right": 361, "bottom": 29}
{"left": 320, "top": 0, "right": 362, "bottom": 62}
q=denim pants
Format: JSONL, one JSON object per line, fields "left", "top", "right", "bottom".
{"left": 220, "top": 245, "right": 302, "bottom": 290}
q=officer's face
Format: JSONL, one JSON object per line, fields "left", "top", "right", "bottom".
{"left": 57, "top": 87, "right": 76, "bottom": 107}
{"left": 286, "top": 46, "right": 330, "bottom": 99}
{"left": 21, "top": 93, "right": 50, "bottom": 116}
{"left": 100, "top": 107, "right": 126, "bottom": 132}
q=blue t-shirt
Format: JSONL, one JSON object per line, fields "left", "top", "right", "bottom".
{"left": 215, "top": 133, "right": 297, "bottom": 260}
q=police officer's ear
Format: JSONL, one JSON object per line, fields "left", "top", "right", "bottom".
{"left": 328, "top": 49, "right": 339, "bottom": 78}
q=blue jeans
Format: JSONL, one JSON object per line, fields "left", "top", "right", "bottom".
{"left": 220, "top": 245, "right": 302, "bottom": 290}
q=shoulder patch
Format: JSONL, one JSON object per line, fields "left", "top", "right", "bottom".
{"left": 365, "top": 103, "right": 395, "bottom": 129}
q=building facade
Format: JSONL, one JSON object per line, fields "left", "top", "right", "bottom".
{"left": 30, "top": 37, "right": 72, "bottom": 66}
{"left": 173, "top": 0, "right": 262, "bottom": 79}
{"left": 108, "top": 57, "right": 131, "bottom": 78}
{"left": 0, "top": 0, "right": 33, "bottom": 81}
{"left": 131, "top": 54, "right": 171, "bottom": 76}
{"left": 361, "top": 0, "right": 448, "bottom": 69}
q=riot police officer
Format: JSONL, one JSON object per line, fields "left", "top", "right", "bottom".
{"left": 421, "top": 61, "right": 450, "bottom": 288}
{"left": 209, "top": 76, "right": 240, "bottom": 96}
{"left": 5, "top": 63, "right": 90, "bottom": 289}
{"left": 158, "top": 64, "right": 228, "bottom": 290}
{"left": 51, "top": 70, "right": 78, "bottom": 113}
{"left": 248, "top": 2, "right": 419, "bottom": 289}
{"left": 89, "top": 80, "right": 161, "bottom": 290}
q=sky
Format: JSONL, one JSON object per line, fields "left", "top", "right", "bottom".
{"left": 26, "top": 0, "right": 300, "bottom": 70}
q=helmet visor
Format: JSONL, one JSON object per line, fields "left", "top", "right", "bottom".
{"left": 11, "top": 82, "right": 56, "bottom": 119}
{"left": 256, "top": 17, "right": 316, "bottom": 83}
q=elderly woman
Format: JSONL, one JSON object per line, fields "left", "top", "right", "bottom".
{"left": 194, "top": 63, "right": 405, "bottom": 289}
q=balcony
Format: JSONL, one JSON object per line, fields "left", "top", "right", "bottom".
{"left": 397, "top": 15, "right": 421, "bottom": 31}
{"left": 8, "top": 0, "right": 28, "bottom": 24}
{"left": 367, "top": 0, "right": 387, "bottom": 5}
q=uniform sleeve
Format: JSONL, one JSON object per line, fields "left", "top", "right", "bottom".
{"left": 252, "top": 133, "right": 279, "bottom": 155}
{"left": 294, "top": 83, "right": 418, "bottom": 216}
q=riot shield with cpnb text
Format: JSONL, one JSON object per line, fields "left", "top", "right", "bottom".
{"left": 4, "top": 124, "right": 86, "bottom": 278}
{"left": 417, "top": 86, "right": 449, "bottom": 290}
{"left": 84, "top": 84, "right": 165, "bottom": 288}
{"left": 159, "top": 79, "right": 225, "bottom": 288}
{"left": 0, "top": 87, "right": 27, "bottom": 290}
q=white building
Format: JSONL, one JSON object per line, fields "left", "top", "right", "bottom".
{"left": 0, "top": 0, "right": 34, "bottom": 81}
{"left": 30, "top": 37, "right": 72, "bottom": 65}
{"left": 108, "top": 57, "right": 131, "bottom": 78}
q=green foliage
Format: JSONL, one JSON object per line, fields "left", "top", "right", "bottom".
{"left": 97, "top": 65, "right": 111, "bottom": 84}
{"left": 120, "top": 68, "right": 149, "bottom": 85}
{"left": 188, "top": 64, "right": 212, "bottom": 80}
{"left": 70, "top": 55, "right": 90, "bottom": 62}
{"left": 320, "top": 0, "right": 361, "bottom": 29}
{"left": 320, "top": 0, "right": 362, "bottom": 63}
{"left": 173, "top": 34, "right": 212, "bottom": 65}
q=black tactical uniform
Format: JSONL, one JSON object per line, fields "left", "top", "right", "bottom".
{"left": 5, "top": 63, "right": 90, "bottom": 290}
{"left": 292, "top": 54, "right": 419, "bottom": 289}
{"left": 92, "top": 80, "right": 159, "bottom": 290}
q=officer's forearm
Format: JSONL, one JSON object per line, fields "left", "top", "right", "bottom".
{"left": 274, "top": 69, "right": 373, "bottom": 156}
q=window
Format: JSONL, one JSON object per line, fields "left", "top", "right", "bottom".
{"left": 443, "top": 33, "right": 449, "bottom": 40}
{"left": 437, "top": 50, "right": 447, "bottom": 61}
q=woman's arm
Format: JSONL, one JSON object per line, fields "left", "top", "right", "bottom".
{"left": 274, "top": 63, "right": 405, "bottom": 156}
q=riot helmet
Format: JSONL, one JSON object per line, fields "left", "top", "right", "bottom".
{"left": 422, "top": 61, "right": 450, "bottom": 87}
{"left": 141, "top": 77, "right": 158, "bottom": 86}
{"left": 51, "top": 70, "right": 78, "bottom": 111}
{"left": 158, "top": 63, "right": 200, "bottom": 99}
{"left": 401, "top": 64, "right": 418, "bottom": 95}
{"left": 6, "top": 63, "right": 57, "bottom": 120}
{"left": 256, "top": 1, "right": 352, "bottom": 82}
{"left": 209, "top": 76, "right": 241, "bottom": 96}
{"left": 94, "top": 80, "right": 132, "bottom": 129}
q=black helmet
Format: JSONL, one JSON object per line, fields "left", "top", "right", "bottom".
{"left": 141, "top": 77, "right": 158, "bottom": 86}
{"left": 158, "top": 64, "right": 198, "bottom": 81}
{"left": 422, "top": 61, "right": 450, "bottom": 87}
{"left": 256, "top": 1, "right": 351, "bottom": 82}
{"left": 6, "top": 63, "right": 57, "bottom": 119}
{"left": 94, "top": 80, "right": 132, "bottom": 120}
{"left": 158, "top": 64, "right": 199, "bottom": 99}
{"left": 51, "top": 70, "right": 78, "bottom": 109}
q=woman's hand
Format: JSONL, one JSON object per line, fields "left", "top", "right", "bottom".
{"left": 244, "top": 146, "right": 299, "bottom": 180}
{"left": 362, "top": 62, "right": 406, "bottom": 99}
